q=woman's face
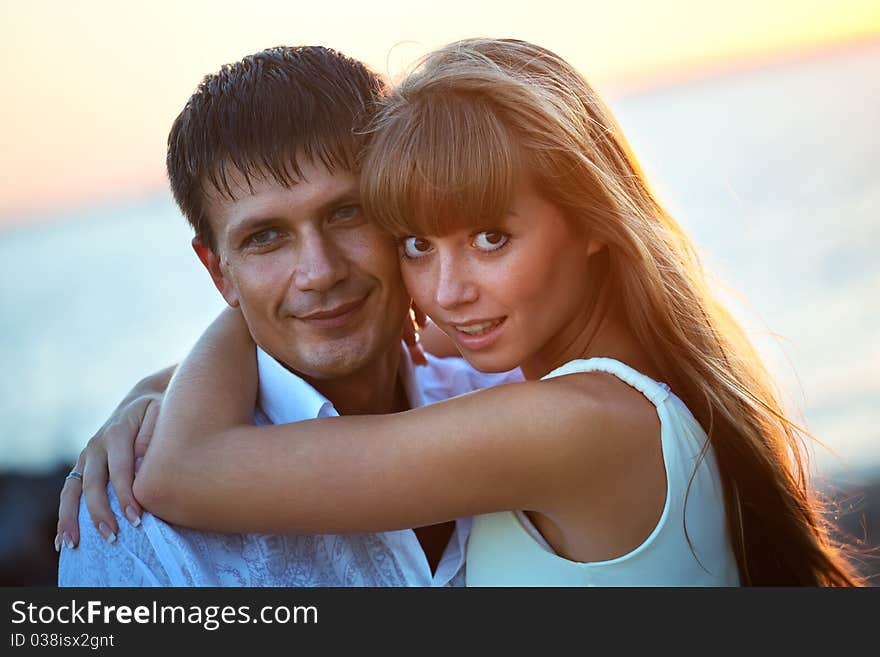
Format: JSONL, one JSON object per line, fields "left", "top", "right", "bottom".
{"left": 399, "top": 179, "right": 600, "bottom": 377}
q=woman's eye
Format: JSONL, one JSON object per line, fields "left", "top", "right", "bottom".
{"left": 472, "top": 231, "right": 509, "bottom": 252}
{"left": 248, "top": 229, "right": 280, "bottom": 246}
{"left": 401, "top": 236, "right": 433, "bottom": 259}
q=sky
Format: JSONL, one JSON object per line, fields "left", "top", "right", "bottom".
{"left": 1, "top": 0, "right": 878, "bottom": 224}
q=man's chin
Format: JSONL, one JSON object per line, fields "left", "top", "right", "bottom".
{"left": 281, "top": 342, "right": 382, "bottom": 380}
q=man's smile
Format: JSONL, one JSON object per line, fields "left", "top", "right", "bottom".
{"left": 296, "top": 295, "right": 368, "bottom": 329}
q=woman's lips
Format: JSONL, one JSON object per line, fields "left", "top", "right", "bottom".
{"left": 298, "top": 297, "right": 367, "bottom": 329}
{"left": 448, "top": 317, "right": 507, "bottom": 351}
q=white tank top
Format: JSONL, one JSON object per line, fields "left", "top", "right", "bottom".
{"left": 465, "top": 358, "right": 740, "bottom": 586}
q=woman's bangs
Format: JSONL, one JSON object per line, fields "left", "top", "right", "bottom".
{"left": 364, "top": 93, "right": 523, "bottom": 237}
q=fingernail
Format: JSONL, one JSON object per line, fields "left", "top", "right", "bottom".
{"left": 63, "top": 532, "right": 74, "bottom": 550}
{"left": 125, "top": 505, "right": 141, "bottom": 528}
{"left": 54, "top": 534, "right": 60, "bottom": 553}
{"left": 134, "top": 457, "right": 144, "bottom": 474}
{"left": 98, "top": 522, "right": 117, "bottom": 544}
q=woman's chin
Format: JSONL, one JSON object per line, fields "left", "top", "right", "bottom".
{"left": 458, "top": 349, "right": 521, "bottom": 375}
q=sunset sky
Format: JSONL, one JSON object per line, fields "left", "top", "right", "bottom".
{"left": 1, "top": 0, "right": 878, "bottom": 224}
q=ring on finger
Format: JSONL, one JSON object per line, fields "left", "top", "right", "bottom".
{"left": 66, "top": 469, "right": 83, "bottom": 482}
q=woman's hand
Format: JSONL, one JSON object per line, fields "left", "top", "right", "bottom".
{"left": 55, "top": 367, "right": 173, "bottom": 550}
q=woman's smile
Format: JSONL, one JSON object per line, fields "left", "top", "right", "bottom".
{"left": 447, "top": 316, "right": 508, "bottom": 350}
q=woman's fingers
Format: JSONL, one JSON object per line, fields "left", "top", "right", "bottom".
{"left": 82, "top": 437, "right": 117, "bottom": 544}
{"left": 54, "top": 380, "right": 169, "bottom": 552}
{"left": 55, "top": 453, "right": 85, "bottom": 551}
{"left": 108, "top": 396, "right": 159, "bottom": 528}
{"left": 134, "top": 396, "right": 159, "bottom": 460}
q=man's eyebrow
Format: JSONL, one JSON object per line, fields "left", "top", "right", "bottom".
{"left": 314, "top": 188, "right": 361, "bottom": 216}
{"left": 225, "top": 185, "right": 362, "bottom": 242}
{"left": 227, "top": 215, "right": 280, "bottom": 242}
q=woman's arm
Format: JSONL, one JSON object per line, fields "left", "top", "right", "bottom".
{"left": 137, "top": 381, "right": 605, "bottom": 534}
{"left": 135, "top": 307, "right": 259, "bottom": 483}
{"left": 134, "top": 308, "right": 614, "bottom": 534}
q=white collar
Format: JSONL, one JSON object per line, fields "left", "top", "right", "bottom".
{"left": 256, "top": 342, "right": 423, "bottom": 424}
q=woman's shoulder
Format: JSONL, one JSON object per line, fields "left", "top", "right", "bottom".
{"left": 538, "top": 359, "right": 660, "bottom": 416}
{"left": 527, "top": 362, "right": 663, "bottom": 462}
{"left": 457, "top": 358, "right": 659, "bottom": 425}
{"left": 471, "top": 363, "right": 665, "bottom": 519}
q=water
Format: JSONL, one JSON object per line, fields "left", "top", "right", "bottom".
{"left": 0, "top": 200, "right": 227, "bottom": 470}
{"left": 610, "top": 43, "right": 880, "bottom": 476}
{"left": 1, "top": 44, "right": 878, "bottom": 478}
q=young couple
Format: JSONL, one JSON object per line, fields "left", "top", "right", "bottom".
{"left": 57, "top": 39, "right": 861, "bottom": 586}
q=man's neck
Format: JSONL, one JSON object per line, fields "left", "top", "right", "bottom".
{"left": 301, "top": 342, "right": 407, "bottom": 416}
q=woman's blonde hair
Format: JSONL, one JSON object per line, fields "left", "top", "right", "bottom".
{"left": 361, "top": 38, "right": 863, "bottom": 585}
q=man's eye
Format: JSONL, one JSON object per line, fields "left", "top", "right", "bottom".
{"left": 330, "top": 204, "right": 363, "bottom": 223}
{"left": 472, "top": 231, "right": 509, "bottom": 252}
{"left": 248, "top": 229, "right": 280, "bottom": 246}
{"left": 400, "top": 236, "right": 433, "bottom": 259}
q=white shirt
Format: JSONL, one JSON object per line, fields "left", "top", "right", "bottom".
{"left": 58, "top": 346, "right": 522, "bottom": 587}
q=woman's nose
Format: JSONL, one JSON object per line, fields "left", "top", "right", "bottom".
{"left": 434, "top": 254, "right": 478, "bottom": 309}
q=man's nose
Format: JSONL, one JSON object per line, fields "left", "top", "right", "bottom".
{"left": 294, "top": 230, "right": 348, "bottom": 292}
{"left": 434, "top": 253, "right": 478, "bottom": 309}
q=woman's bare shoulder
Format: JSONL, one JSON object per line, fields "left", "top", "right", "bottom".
{"left": 525, "top": 370, "right": 662, "bottom": 462}
{"left": 442, "top": 367, "right": 657, "bottom": 435}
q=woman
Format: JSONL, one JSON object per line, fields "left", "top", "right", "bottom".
{"left": 64, "top": 39, "right": 861, "bottom": 585}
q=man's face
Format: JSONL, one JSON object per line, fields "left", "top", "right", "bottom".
{"left": 196, "top": 160, "right": 410, "bottom": 379}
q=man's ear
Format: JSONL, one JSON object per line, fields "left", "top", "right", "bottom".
{"left": 192, "top": 237, "right": 240, "bottom": 307}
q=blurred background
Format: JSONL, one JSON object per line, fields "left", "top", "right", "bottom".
{"left": 1, "top": 0, "right": 877, "bottom": 585}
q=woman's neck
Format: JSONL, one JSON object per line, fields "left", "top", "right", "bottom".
{"left": 520, "top": 291, "right": 652, "bottom": 381}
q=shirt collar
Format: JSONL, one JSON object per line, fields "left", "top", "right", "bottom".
{"left": 256, "top": 343, "right": 422, "bottom": 425}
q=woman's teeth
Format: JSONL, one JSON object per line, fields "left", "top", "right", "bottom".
{"left": 455, "top": 319, "right": 502, "bottom": 336}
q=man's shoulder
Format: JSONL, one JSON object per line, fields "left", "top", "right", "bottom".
{"left": 415, "top": 353, "right": 524, "bottom": 404}
{"left": 57, "top": 486, "right": 172, "bottom": 587}
{"left": 57, "top": 486, "right": 263, "bottom": 587}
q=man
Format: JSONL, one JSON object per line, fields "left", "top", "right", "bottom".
{"left": 57, "top": 45, "right": 519, "bottom": 586}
